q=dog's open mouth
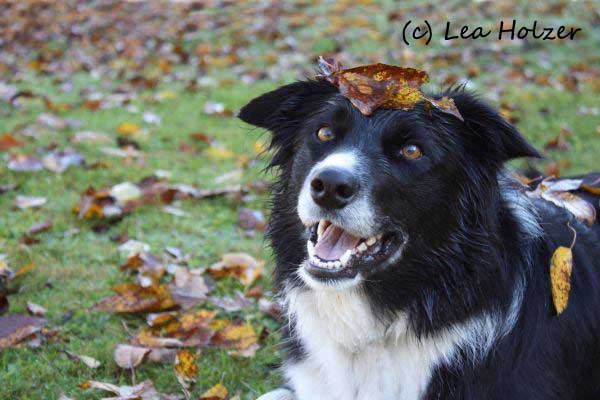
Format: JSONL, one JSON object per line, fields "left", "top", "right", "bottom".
{"left": 306, "top": 220, "right": 404, "bottom": 280}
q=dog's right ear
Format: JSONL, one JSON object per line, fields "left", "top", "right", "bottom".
{"left": 238, "top": 80, "right": 337, "bottom": 131}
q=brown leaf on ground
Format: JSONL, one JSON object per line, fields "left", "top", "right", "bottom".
{"left": 200, "top": 383, "right": 228, "bottom": 400}
{"left": 80, "top": 379, "right": 173, "bottom": 399}
{"left": 7, "top": 153, "right": 43, "bottom": 171}
{"left": 26, "top": 302, "right": 47, "bottom": 317}
{"left": 94, "top": 283, "right": 176, "bottom": 314}
{"left": 42, "top": 148, "right": 84, "bottom": 173}
{"left": 211, "top": 321, "right": 259, "bottom": 358}
{"left": 169, "top": 267, "right": 212, "bottom": 309}
{"left": 210, "top": 291, "right": 253, "bottom": 313}
{"left": 258, "top": 298, "right": 284, "bottom": 321}
{"left": 0, "top": 314, "right": 46, "bottom": 348}
{"left": 121, "top": 252, "right": 165, "bottom": 280}
{"left": 74, "top": 176, "right": 247, "bottom": 221}
{"left": 26, "top": 220, "right": 52, "bottom": 236}
{"left": 15, "top": 195, "right": 46, "bottom": 209}
{"left": 237, "top": 208, "right": 266, "bottom": 232}
{"left": 64, "top": 351, "right": 101, "bottom": 369}
{"left": 208, "top": 253, "right": 264, "bottom": 287}
{"left": 114, "top": 344, "right": 150, "bottom": 369}
{"left": 134, "top": 309, "right": 216, "bottom": 349}
{"left": 174, "top": 349, "right": 199, "bottom": 392}
{"left": 0, "top": 133, "right": 24, "bottom": 150}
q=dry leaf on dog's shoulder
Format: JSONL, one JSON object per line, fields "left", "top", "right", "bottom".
{"left": 200, "top": 383, "right": 228, "bottom": 400}
{"left": 550, "top": 246, "right": 573, "bottom": 315}
{"left": 208, "top": 253, "right": 264, "bottom": 286}
{"left": 114, "top": 344, "right": 150, "bottom": 369}
{"left": 174, "top": 349, "right": 199, "bottom": 391}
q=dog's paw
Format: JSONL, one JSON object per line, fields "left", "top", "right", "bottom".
{"left": 256, "top": 387, "right": 296, "bottom": 400}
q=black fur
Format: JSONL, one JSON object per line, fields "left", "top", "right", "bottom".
{"left": 239, "top": 80, "right": 600, "bottom": 399}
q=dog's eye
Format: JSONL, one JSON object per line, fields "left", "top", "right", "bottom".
{"left": 317, "top": 126, "right": 335, "bottom": 142}
{"left": 401, "top": 144, "right": 422, "bottom": 160}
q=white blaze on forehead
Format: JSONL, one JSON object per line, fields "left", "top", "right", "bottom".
{"left": 314, "top": 151, "right": 359, "bottom": 172}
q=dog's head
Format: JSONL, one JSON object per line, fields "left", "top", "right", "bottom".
{"left": 239, "top": 79, "right": 540, "bottom": 291}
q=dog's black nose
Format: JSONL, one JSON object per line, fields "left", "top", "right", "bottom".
{"left": 310, "top": 168, "right": 359, "bottom": 209}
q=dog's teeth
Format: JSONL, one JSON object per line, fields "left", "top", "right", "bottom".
{"left": 357, "top": 242, "right": 368, "bottom": 252}
{"left": 366, "top": 237, "right": 376, "bottom": 246}
{"left": 317, "top": 220, "right": 326, "bottom": 239}
{"left": 307, "top": 241, "right": 315, "bottom": 257}
{"left": 331, "top": 261, "right": 341, "bottom": 269}
{"left": 340, "top": 250, "right": 352, "bottom": 266}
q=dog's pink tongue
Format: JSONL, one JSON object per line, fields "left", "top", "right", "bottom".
{"left": 314, "top": 224, "right": 361, "bottom": 260}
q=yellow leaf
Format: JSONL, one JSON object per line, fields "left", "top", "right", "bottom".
{"left": 550, "top": 246, "right": 573, "bottom": 315}
{"left": 117, "top": 122, "right": 140, "bottom": 136}
{"left": 204, "top": 146, "right": 234, "bottom": 161}
{"left": 174, "top": 350, "right": 198, "bottom": 390}
{"left": 200, "top": 383, "right": 228, "bottom": 400}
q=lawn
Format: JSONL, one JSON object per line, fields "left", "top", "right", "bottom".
{"left": 0, "top": 1, "right": 598, "bottom": 399}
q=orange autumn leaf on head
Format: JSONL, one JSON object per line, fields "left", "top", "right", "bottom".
{"left": 317, "top": 57, "right": 463, "bottom": 120}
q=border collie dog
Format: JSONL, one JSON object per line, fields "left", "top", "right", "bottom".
{"left": 238, "top": 79, "right": 600, "bottom": 400}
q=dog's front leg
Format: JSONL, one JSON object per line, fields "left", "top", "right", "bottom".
{"left": 256, "top": 387, "right": 296, "bottom": 400}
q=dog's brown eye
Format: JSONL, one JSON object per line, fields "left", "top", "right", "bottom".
{"left": 317, "top": 126, "right": 335, "bottom": 142}
{"left": 401, "top": 144, "right": 422, "bottom": 160}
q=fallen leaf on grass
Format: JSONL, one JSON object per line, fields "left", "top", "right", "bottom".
{"left": 42, "top": 148, "right": 84, "bottom": 173}
{"left": 170, "top": 267, "right": 211, "bottom": 309}
{"left": 80, "top": 379, "right": 170, "bottom": 399}
{"left": 117, "top": 122, "right": 141, "bottom": 136}
{"left": 15, "top": 195, "right": 47, "bottom": 209}
{"left": 210, "top": 291, "right": 253, "bottom": 312}
{"left": 72, "top": 130, "right": 111, "bottom": 144}
{"left": 200, "top": 383, "right": 228, "bottom": 400}
{"left": 26, "top": 302, "right": 47, "bottom": 316}
{"left": 211, "top": 321, "right": 259, "bottom": 358}
{"left": 208, "top": 253, "right": 264, "bottom": 287}
{"left": 174, "top": 350, "right": 199, "bottom": 393}
{"left": 26, "top": 220, "right": 52, "bottom": 235}
{"left": 74, "top": 176, "right": 246, "bottom": 221}
{"left": 121, "top": 252, "right": 165, "bottom": 280}
{"left": 7, "top": 154, "right": 43, "bottom": 171}
{"left": 147, "top": 311, "right": 178, "bottom": 327}
{"left": 94, "top": 283, "right": 175, "bottom": 314}
{"left": 237, "top": 208, "right": 266, "bottom": 232}
{"left": 114, "top": 344, "right": 150, "bottom": 369}
{"left": 0, "top": 133, "right": 24, "bottom": 150}
{"left": 134, "top": 309, "right": 216, "bottom": 348}
{"left": 203, "top": 101, "right": 233, "bottom": 116}
{"left": 0, "top": 314, "right": 46, "bottom": 348}
{"left": 258, "top": 298, "right": 283, "bottom": 321}
{"left": 65, "top": 351, "right": 101, "bottom": 369}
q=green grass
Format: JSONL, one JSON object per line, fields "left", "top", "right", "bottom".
{"left": 1, "top": 2, "right": 599, "bottom": 399}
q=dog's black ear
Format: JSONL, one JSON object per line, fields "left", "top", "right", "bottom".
{"left": 238, "top": 80, "right": 338, "bottom": 130}
{"left": 450, "top": 91, "right": 542, "bottom": 161}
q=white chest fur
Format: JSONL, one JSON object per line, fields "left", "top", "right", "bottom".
{"left": 283, "top": 286, "right": 498, "bottom": 400}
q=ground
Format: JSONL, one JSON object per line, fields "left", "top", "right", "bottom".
{"left": 0, "top": 1, "right": 598, "bottom": 399}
